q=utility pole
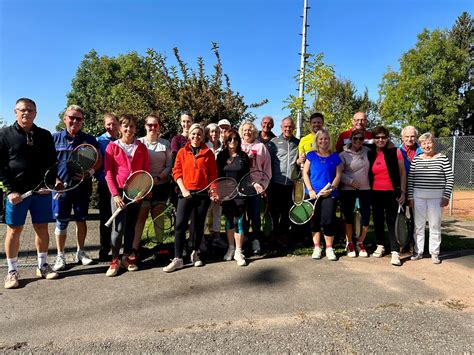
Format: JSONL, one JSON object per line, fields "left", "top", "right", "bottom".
{"left": 296, "top": 0, "right": 309, "bottom": 139}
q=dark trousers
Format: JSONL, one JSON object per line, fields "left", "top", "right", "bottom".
{"left": 110, "top": 194, "right": 142, "bottom": 258}
{"left": 98, "top": 181, "right": 112, "bottom": 256}
{"left": 269, "top": 182, "right": 294, "bottom": 235}
{"left": 371, "top": 190, "right": 399, "bottom": 252}
{"left": 174, "top": 194, "right": 211, "bottom": 258}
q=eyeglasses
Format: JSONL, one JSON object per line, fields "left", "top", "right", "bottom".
{"left": 146, "top": 123, "right": 159, "bottom": 129}
{"left": 352, "top": 136, "right": 364, "bottom": 141}
{"left": 227, "top": 137, "right": 239, "bottom": 142}
{"left": 16, "top": 108, "right": 36, "bottom": 114}
{"left": 375, "top": 135, "right": 388, "bottom": 140}
{"left": 66, "top": 115, "right": 84, "bottom": 122}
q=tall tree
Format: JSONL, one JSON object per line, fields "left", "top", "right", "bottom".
{"left": 379, "top": 13, "right": 472, "bottom": 136}
{"left": 61, "top": 44, "right": 267, "bottom": 138}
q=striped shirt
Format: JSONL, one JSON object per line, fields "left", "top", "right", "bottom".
{"left": 407, "top": 154, "right": 454, "bottom": 200}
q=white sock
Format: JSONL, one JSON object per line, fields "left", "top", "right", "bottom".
{"left": 235, "top": 247, "right": 242, "bottom": 253}
{"left": 58, "top": 251, "right": 65, "bottom": 257}
{"left": 7, "top": 257, "right": 18, "bottom": 272}
{"left": 38, "top": 252, "right": 47, "bottom": 269}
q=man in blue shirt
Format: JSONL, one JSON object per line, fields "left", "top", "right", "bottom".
{"left": 52, "top": 105, "right": 101, "bottom": 271}
{"left": 95, "top": 113, "right": 119, "bottom": 261}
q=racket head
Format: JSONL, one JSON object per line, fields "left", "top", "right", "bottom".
{"left": 208, "top": 177, "right": 238, "bottom": 201}
{"left": 237, "top": 170, "right": 271, "bottom": 197}
{"left": 261, "top": 198, "right": 273, "bottom": 238}
{"left": 123, "top": 171, "right": 154, "bottom": 201}
{"left": 51, "top": 161, "right": 85, "bottom": 191}
{"left": 293, "top": 179, "right": 305, "bottom": 205}
{"left": 71, "top": 143, "right": 99, "bottom": 171}
{"left": 289, "top": 200, "right": 314, "bottom": 225}
{"left": 395, "top": 209, "right": 409, "bottom": 247}
{"left": 150, "top": 203, "right": 175, "bottom": 233}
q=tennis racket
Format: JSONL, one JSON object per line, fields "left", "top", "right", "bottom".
{"left": 395, "top": 204, "right": 409, "bottom": 247}
{"left": 53, "top": 144, "right": 99, "bottom": 199}
{"left": 18, "top": 161, "right": 84, "bottom": 204}
{"left": 292, "top": 167, "right": 305, "bottom": 205}
{"left": 231, "top": 170, "right": 271, "bottom": 199}
{"left": 190, "top": 177, "right": 238, "bottom": 201}
{"left": 105, "top": 171, "right": 154, "bottom": 227}
{"left": 261, "top": 196, "right": 273, "bottom": 238}
{"left": 146, "top": 202, "right": 176, "bottom": 241}
{"left": 289, "top": 182, "right": 331, "bottom": 225}
{"left": 353, "top": 197, "right": 362, "bottom": 238}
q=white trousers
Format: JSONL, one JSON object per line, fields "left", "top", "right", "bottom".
{"left": 414, "top": 197, "right": 443, "bottom": 256}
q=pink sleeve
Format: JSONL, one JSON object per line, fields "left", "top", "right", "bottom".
{"left": 260, "top": 143, "right": 272, "bottom": 179}
{"left": 105, "top": 144, "right": 119, "bottom": 197}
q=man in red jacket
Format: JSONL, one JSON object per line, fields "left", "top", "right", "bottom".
{"left": 336, "top": 112, "right": 373, "bottom": 152}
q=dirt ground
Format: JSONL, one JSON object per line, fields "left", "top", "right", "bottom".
{"left": 446, "top": 190, "right": 474, "bottom": 219}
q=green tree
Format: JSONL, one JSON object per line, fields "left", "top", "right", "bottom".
{"left": 379, "top": 13, "right": 472, "bottom": 136}
{"left": 61, "top": 44, "right": 267, "bottom": 138}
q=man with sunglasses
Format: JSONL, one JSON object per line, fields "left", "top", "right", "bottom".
{"left": 1, "top": 98, "right": 59, "bottom": 289}
{"left": 51, "top": 105, "right": 101, "bottom": 272}
{"left": 336, "top": 112, "right": 373, "bottom": 152}
{"left": 95, "top": 113, "right": 120, "bottom": 261}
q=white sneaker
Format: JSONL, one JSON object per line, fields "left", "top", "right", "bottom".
{"left": 391, "top": 252, "right": 401, "bottom": 266}
{"left": 311, "top": 247, "right": 322, "bottom": 259}
{"left": 53, "top": 254, "right": 66, "bottom": 271}
{"left": 252, "top": 240, "right": 261, "bottom": 255}
{"left": 346, "top": 242, "right": 356, "bottom": 258}
{"left": 233, "top": 249, "right": 247, "bottom": 266}
{"left": 223, "top": 247, "right": 235, "bottom": 261}
{"left": 36, "top": 264, "right": 59, "bottom": 280}
{"left": 163, "top": 258, "right": 184, "bottom": 273}
{"left": 4, "top": 270, "right": 19, "bottom": 289}
{"left": 411, "top": 253, "right": 423, "bottom": 261}
{"left": 190, "top": 251, "right": 203, "bottom": 267}
{"left": 326, "top": 247, "right": 337, "bottom": 261}
{"left": 373, "top": 245, "right": 385, "bottom": 258}
{"left": 75, "top": 250, "right": 93, "bottom": 265}
{"left": 356, "top": 243, "right": 369, "bottom": 257}
{"left": 432, "top": 254, "right": 441, "bottom": 264}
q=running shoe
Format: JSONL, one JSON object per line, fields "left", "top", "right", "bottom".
{"left": 190, "top": 251, "right": 203, "bottom": 267}
{"left": 312, "top": 247, "right": 322, "bottom": 259}
{"left": 373, "top": 245, "right": 385, "bottom": 258}
{"left": 326, "top": 247, "right": 337, "bottom": 261}
{"left": 53, "top": 254, "right": 66, "bottom": 271}
{"left": 36, "top": 264, "right": 59, "bottom": 280}
{"left": 223, "top": 247, "right": 235, "bottom": 261}
{"left": 410, "top": 253, "right": 423, "bottom": 261}
{"left": 4, "top": 270, "right": 19, "bottom": 289}
{"left": 121, "top": 256, "right": 139, "bottom": 272}
{"left": 346, "top": 242, "right": 356, "bottom": 258}
{"left": 391, "top": 251, "right": 401, "bottom": 266}
{"left": 233, "top": 250, "right": 247, "bottom": 266}
{"left": 106, "top": 258, "right": 121, "bottom": 277}
{"left": 75, "top": 250, "right": 93, "bottom": 266}
{"left": 432, "top": 254, "right": 441, "bottom": 264}
{"left": 163, "top": 258, "right": 184, "bottom": 273}
{"left": 356, "top": 243, "right": 368, "bottom": 257}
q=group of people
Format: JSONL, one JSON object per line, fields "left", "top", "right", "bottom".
{"left": 1, "top": 98, "right": 454, "bottom": 289}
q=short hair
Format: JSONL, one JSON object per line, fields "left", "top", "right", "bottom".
{"left": 401, "top": 125, "right": 419, "bottom": 137}
{"left": 16, "top": 98, "right": 36, "bottom": 108}
{"left": 118, "top": 114, "right": 137, "bottom": 126}
{"left": 313, "top": 129, "right": 333, "bottom": 154}
{"left": 65, "top": 105, "right": 84, "bottom": 116}
{"left": 205, "top": 123, "right": 219, "bottom": 137}
{"left": 261, "top": 115, "right": 274, "bottom": 124}
{"left": 145, "top": 114, "right": 161, "bottom": 125}
{"left": 223, "top": 129, "right": 242, "bottom": 152}
{"left": 350, "top": 129, "right": 365, "bottom": 139}
{"left": 180, "top": 110, "right": 193, "bottom": 118}
{"left": 103, "top": 113, "right": 118, "bottom": 123}
{"left": 309, "top": 112, "right": 324, "bottom": 123}
{"left": 189, "top": 123, "right": 204, "bottom": 135}
{"left": 238, "top": 121, "right": 259, "bottom": 141}
{"left": 281, "top": 116, "right": 295, "bottom": 126}
{"left": 372, "top": 126, "right": 390, "bottom": 138}
{"left": 418, "top": 132, "right": 435, "bottom": 144}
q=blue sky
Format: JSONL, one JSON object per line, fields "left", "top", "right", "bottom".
{"left": 0, "top": 0, "right": 472, "bottom": 134}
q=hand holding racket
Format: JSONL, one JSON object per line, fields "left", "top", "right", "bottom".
{"left": 188, "top": 177, "right": 238, "bottom": 202}
{"left": 70, "top": 143, "right": 100, "bottom": 178}
{"left": 105, "top": 170, "right": 153, "bottom": 227}
{"left": 221, "top": 170, "right": 271, "bottom": 201}
{"left": 289, "top": 183, "right": 331, "bottom": 225}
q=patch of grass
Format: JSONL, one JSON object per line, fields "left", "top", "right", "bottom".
{"left": 440, "top": 234, "right": 474, "bottom": 250}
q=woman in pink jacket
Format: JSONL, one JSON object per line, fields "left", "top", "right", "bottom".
{"left": 104, "top": 115, "right": 150, "bottom": 277}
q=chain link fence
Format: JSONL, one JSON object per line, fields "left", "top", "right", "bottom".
{"left": 435, "top": 136, "right": 474, "bottom": 219}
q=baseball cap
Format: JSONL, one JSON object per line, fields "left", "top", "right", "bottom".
{"left": 218, "top": 119, "right": 231, "bottom": 127}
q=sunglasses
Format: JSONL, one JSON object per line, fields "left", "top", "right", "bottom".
{"left": 227, "top": 136, "right": 239, "bottom": 142}
{"left": 352, "top": 136, "right": 364, "bottom": 141}
{"left": 67, "top": 115, "right": 84, "bottom": 122}
{"left": 375, "top": 135, "right": 388, "bottom": 140}
{"left": 146, "top": 123, "right": 159, "bottom": 129}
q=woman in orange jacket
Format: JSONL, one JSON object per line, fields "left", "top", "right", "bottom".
{"left": 163, "top": 123, "right": 218, "bottom": 272}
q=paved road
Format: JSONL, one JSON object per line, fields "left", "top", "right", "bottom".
{"left": 0, "top": 212, "right": 473, "bottom": 352}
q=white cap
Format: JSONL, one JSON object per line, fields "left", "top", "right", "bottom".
{"left": 218, "top": 119, "right": 231, "bottom": 127}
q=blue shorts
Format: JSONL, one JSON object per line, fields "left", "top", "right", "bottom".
{"left": 52, "top": 188, "right": 90, "bottom": 222}
{"left": 5, "top": 194, "right": 53, "bottom": 227}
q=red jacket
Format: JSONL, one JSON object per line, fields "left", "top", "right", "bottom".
{"left": 172, "top": 142, "right": 217, "bottom": 190}
{"left": 105, "top": 140, "right": 151, "bottom": 197}
{"left": 336, "top": 129, "right": 373, "bottom": 152}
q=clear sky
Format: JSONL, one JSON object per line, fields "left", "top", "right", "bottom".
{"left": 0, "top": 0, "right": 472, "bottom": 133}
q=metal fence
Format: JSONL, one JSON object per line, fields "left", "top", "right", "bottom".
{"left": 435, "top": 136, "right": 474, "bottom": 218}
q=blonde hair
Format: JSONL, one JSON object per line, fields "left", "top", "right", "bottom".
{"left": 238, "top": 121, "right": 258, "bottom": 141}
{"left": 313, "top": 129, "right": 333, "bottom": 154}
{"left": 418, "top": 132, "right": 435, "bottom": 144}
{"left": 189, "top": 123, "right": 204, "bottom": 135}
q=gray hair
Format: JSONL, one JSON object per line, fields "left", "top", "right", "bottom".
{"left": 418, "top": 132, "right": 435, "bottom": 144}
{"left": 401, "top": 125, "right": 419, "bottom": 137}
{"left": 205, "top": 123, "right": 220, "bottom": 137}
{"left": 238, "top": 121, "right": 259, "bottom": 141}
{"left": 65, "top": 105, "right": 84, "bottom": 115}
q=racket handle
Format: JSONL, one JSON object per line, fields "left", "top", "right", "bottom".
{"left": 20, "top": 191, "right": 33, "bottom": 200}
{"left": 105, "top": 207, "right": 123, "bottom": 227}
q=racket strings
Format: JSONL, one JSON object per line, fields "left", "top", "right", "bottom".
{"left": 210, "top": 179, "right": 238, "bottom": 200}
{"left": 238, "top": 171, "right": 270, "bottom": 196}
{"left": 124, "top": 172, "right": 153, "bottom": 200}
{"left": 72, "top": 147, "right": 97, "bottom": 170}
{"left": 289, "top": 201, "right": 314, "bottom": 225}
